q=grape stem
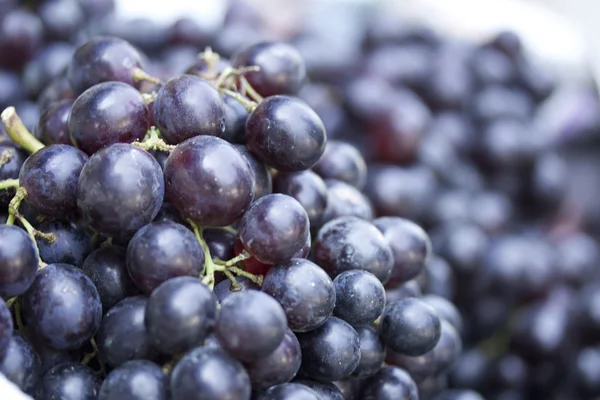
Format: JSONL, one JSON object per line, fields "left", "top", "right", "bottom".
{"left": 222, "top": 268, "right": 241, "bottom": 290}
{"left": 90, "top": 338, "right": 106, "bottom": 377}
{"left": 1, "top": 107, "right": 45, "bottom": 154}
{"left": 133, "top": 127, "right": 175, "bottom": 153}
{"left": 188, "top": 220, "right": 262, "bottom": 289}
{"left": 197, "top": 47, "right": 221, "bottom": 80}
{"left": 131, "top": 68, "right": 162, "bottom": 85}
{"left": 0, "top": 148, "right": 14, "bottom": 168}
{"left": 5, "top": 297, "right": 16, "bottom": 309}
{"left": 141, "top": 92, "right": 157, "bottom": 105}
{"left": 0, "top": 179, "right": 19, "bottom": 190}
{"left": 6, "top": 186, "right": 26, "bottom": 226}
{"left": 220, "top": 89, "right": 257, "bottom": 113}
{"left": 240, "top": 76, "right": 264, "bottom": 103}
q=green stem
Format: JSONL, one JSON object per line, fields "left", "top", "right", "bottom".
{"left": 6, "top": 186, "right": 26, "bottom": 226}
{"left": 214, "top": 251, "right": 252, "bottom": 267}
{"left": 220, "top": 89, "right": 257, "bottom": 113}
{"left": 1, "top": 107, "right": 45, "bottom": 153}
{"left": 17, "top": 215, "right": 48, "bottom": 269}
{"left": 188, "top": 220, "right": 217, "bottom": 290}
{"left": 223, "top": 269, "right": 242, "bottom": 291}
{"left": 240, "top": 75, "right": 264, "bottom": 103}
{"left": 141, "top": 92, "right": 157, "bottom": 105}
{"left": 5, "top": 297, "right": 16, "bottom": 309}
{"left": 0, "top": 179, "right": 19, "bottom": 190}
{"left": 133, "top": 128, "right": 175, "bottom": 153}
{"left": 0, "top": 148, "right": 14, "bottom": 168}
{"left": 90, "top": 338, "right": 106, "bottom": 377}
{"left": 228, "top": 266, "right": 263, "bottom": 286}
{"left": 132, "top": 68, "right": 162, "bottom": 85}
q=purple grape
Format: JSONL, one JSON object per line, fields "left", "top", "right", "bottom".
{"left": 262, "top": 258, "right": 336, "bottom": 332}
{"left": 239, "top": 194, "right": 309, "bottom": 265}
{"left": 233, "top": 41, "right": 306, "bottom": 97}
{"left": 67, "top": 36, "right": 146, "bottom": 93}
{"left": 313, "top": 216, "right": 394, "bottom": 283}
{"left": 69, "top": 81, "right": 150, "bottom": 155}
{"left": 76, "top": 143, "right": 164, "bottom": 238}
{"left": 0, "top": 298, "right": 13, "bottom": 362}
{"left": 164, "top": 135, "right": 254, "bottom": 227}
{"left": 296, "top": 316, "right": 361, "bottom": 382}
{"left": 19, "top": 144, "right": 88, "bottom": 217}
{"left": 38, "top": 100, "right": 73, "bottom": 145}
{"left": 145, "top": 276, "right": 217, "bottom": 355}
{"left": 359, "top": 366, "right": 418, "bottom": 400}
{"left": 246, "top": 95, "right": 327, "bottom": 172}
{"left": 0, "top": 332, "right": 40, "bottom": 396}
{"left": 244, "top": 328, "right": 302, "bottom": 390}
{"left": 98, "top": 360, "right": 169, "bottom": 400}
{"left": 95, "top": 295, "right": 160, "bottom": 368}
{"left": 23, "top": 43, "right": 74, "bottom": 97}
{"left": 215, "top": 290, "right": 287, "bottom": 362}
{"left": 0, "top": 143, "right": 27, "bottom": 207}
{"left": 126, "top": 221, "right": 205, "bottom": 294}
{"left": 333, "top": 270, "right": 385, "bottom": 327}
{"left": 273, "top": 170, "right": 328, "bottom": 227}
{"left": 153, "top": 75, "right": 225, "bottom": 144}
{"left": 36, "top": 362, "right": 101, "bottom": 400}
{"left": 234, "top": 144, "right": 272, "bottom": 199}
{"left": 0, "top": 10, "right": 43, "bottom": 69}
{"left": 171, "top": 346, "right": 251, "bottom": 399}
{"left": 22, "top": 263, "right": 102, "bottom": 350}
{"left": 0, "top": 224, "right": 38, "bottom": 298}
{"left": 35, "top": 219, "right": 93, "bottom": 267}
{"left": 81, "top": 245, "right": 138, "bottom": 311}
{"left": 257, "top": 383, "right": 321, "bottom": 400}
{"left": 312, "top": 140, "right": 367, "bottom": 189}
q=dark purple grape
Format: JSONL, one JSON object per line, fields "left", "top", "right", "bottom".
{"left": 222, "top": 93, "right": 249, "bottom": 144}
{"left": 233, "top": 42, "right": 306, "bottom": 97}
{"left": 470, "top": 191, "right": 513, "bottom": 233}
{"left": 0, "top": 224, "right": 38, "bottom": 297}
{"left": 380, "top": 297, "right": 441, "bottom": 356}
{"left": 367, "top": 44, "right": 433, "bottom": 90}
{"left": 470, "top": 85, "right": 533, "bottom": 124}
{"left": 273, "top": 170, "right": 328, "bottom": 227}
{"left": 68, "top": 36, "right": 146, "bottom": 93}
{"left": 27, "top": 335, "right": 81, "bottom": 376}
{"left": 100, "top": 17, "right": 168, "bottom": 54}
{"left": 0, "top": 143, "right": 27, "bottom": 207}
{"left": 246, "top": 95, "right": 326, "bottom": 172}
{"left": 0, "top": 9, "right": 43, "bottom": 69}
{"left": 373, "top": 217, "right": 431, "bottom": 286}
{"left": 39, "top": 0, "right": 84, "bottom": 40}
{"left": 77, "top": 143, "right": 164, "bottom": 238}
{"left": 164, "top": 135, "right": 254, "bottom": 227}
{"left": 213, "top": 276, "right": 258, "bottom": 302}
{"left": 96, "top": 295, "right": 160, "bottom": 368}
{"left": 257, "top": 383, "right": 321, "bottom": 400}
{"left": 421, "top": 295, "right": 463, "bottom": 334}
{"left": 171, "top": 346, "right": 251, "bottom": 400}
{"left": 262, "top": 258, "right": 335, "bottom": 332}
{"left": 234, "top": 144, "right": 272, "bottom": 199}
{"left": 35, "top": 220, "right": 93, "bottom": 267}
{"left": 470, "top": 47, "right": 516, "bottom": 87}
{"left": 433, "top": 222, "right": 488, "bottom": 276}
{"left": 333, "top": 270, "right": 385, "bottom": 326}
{"left": 38, "top": 76, "right": 77, "bottom": 111}
{"left": 145, "top": 276, "right": 217, "bottom": 355}
{"left": 19, "top": 144, "right": 88, "bottom": 217}
{"left": 69, "top": 81, "right": 150, "bottom": 155}
{"left": 239, "top": 194, "right": 309, "bottom": 265}
{"left": 293, "top": 379, "right": 344, "bottom": 400}
{"left": 153, "top": 201, "right": 185, "bottom": 225}
{"left": 22, "top": 264, "right": 102, "bottom": 350}
{"left": 313, "top": 216, "right": 393, "bottom": 283}
{"left": 23, "top": 43, "right": 74, "bottom": 98}
{"left": 555, "top": 233, "right": 598, "bottom": 287}
{"left": 369, "top": 88, "right": 431, "bottom": 165}
{"left": 365, "top": 164, "right": 437, "bottom": 220}
{"left": 169, "top": 17, "right": 212, "bottom": 48}
{"left": 78, "top": 0, "right": 115, "bottom": 18}
{"left": 98, "top": 360, "right": 169, "bottom": 400}
{"left": 312, "top": 140, "right": 367, "bottom": 189}
{"left": 448, "top": 348, "right": 491, "bottom": 391}
{"left": 0, "top": 298, "right": 12, "bottom": 362}
{"left": 38, "top": 100, "right": 73, "bottom": 145}
{"left": 352, "top": 325, "right": 386, "bottom": 378}
{"left": 517, "top": 58, "right": 555, "bottom": 103}
{"left": 203, "top": 228, "right": 236, "bottom": 261}
{"left": 386, "top": 281, "right": 422, "bottom": 303}
{"left": 296, "top": 316, "right": 360, "bottom": 382}
{"left": 360, "top": 366, "right": 418, "bottom": 400}
{"left": 36, "top": 362, "right": 101, "bottom": 400}
{"left": 319, "top": 179, "right": 374, "bottom": 228}
{"left": 245, "top": 328, "right": 302, "bottom": 390}
{"left": 126, "top": 221, "right": 205, "bottom": 294}
{"left": 81, "top": 245, "right": 138, "bottom": 311}
{"left": 215, "top": 290, "right": 287, "bottom": 362}
{"left": 0, "top": 332, "right": 40, "bottom": 396}
{"left": 480, "top": 118, "right": 546, "bottom": 168}
{"left": 153, "top": 75, "right": 225, "bottom": 144}
{"left": 490, "top": 31, "right": 522, "bottom": 59}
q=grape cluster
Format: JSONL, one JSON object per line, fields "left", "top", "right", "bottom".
{"left": 0, "top": 1, "right": 599, "bottom": 400}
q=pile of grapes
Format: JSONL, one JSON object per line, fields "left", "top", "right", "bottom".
{"left": 1, "top": 0, "right": 600, "bottom": 399}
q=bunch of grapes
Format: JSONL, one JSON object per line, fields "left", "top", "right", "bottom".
{"left": 1, "top": 1, "right": 600, "bottom": 400}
